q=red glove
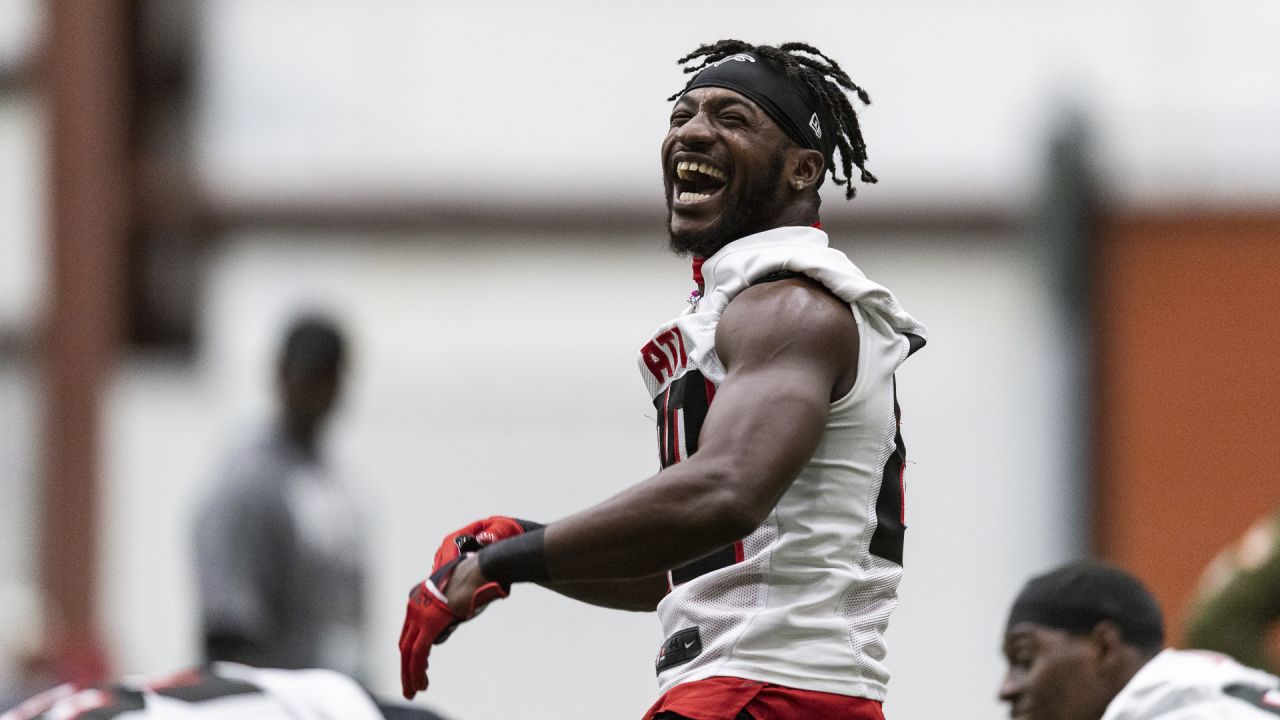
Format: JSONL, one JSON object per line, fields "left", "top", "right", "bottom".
{"left": 398, "top": 558, "right": 507, "bottom": 699}
{"left": 431, "top": 516, "right": 531, "bottom": 572}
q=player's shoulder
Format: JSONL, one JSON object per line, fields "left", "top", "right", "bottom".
{"left": 715, "top": 275, "right": 857, "bottom": 377}
{"left": 1116, "top": 650, "right": 1280, "bottom": 719}
{"left": 731, "top": 272, "right": 851, "bottom": 318}
{"left": 721, "top": 275, "right": 855, "bottom": 339}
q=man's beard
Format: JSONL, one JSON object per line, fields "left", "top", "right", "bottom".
{"left": 665, "top": 153, "right": 785, "bottom": 258}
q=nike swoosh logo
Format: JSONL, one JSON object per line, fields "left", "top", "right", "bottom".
{"left": 683, "top": 639, "right": 696, "bottom": 649}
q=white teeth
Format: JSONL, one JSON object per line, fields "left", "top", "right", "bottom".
{"left": 674, "top": 160, "right": 726, "bottom": 182}
{"left": 678, "top": 191, "right": 711, "bottom": 202}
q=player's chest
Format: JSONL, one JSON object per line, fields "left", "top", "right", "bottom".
{"left": 637, "top": 311, "right": 723, "bottom": 400}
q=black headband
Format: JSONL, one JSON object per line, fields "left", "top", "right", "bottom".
{"left": 683, "top": 52, "right": 835, "bottom": 162}
{"left": 1006, "top": 561, "right": 1165, "bottom": 651}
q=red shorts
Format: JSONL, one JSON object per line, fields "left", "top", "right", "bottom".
{"left": 642, "top": 676, "right": 885, "bottom": 720}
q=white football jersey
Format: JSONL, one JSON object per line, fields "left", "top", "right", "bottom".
{"left": 637, "top": 225, "right": 926, "bottom": 700}
{"left": 1102, "top": 649, "right": 1280, "bottom": 720}
{"left": 1, "top": 664, "right": 384, "bottom": 720}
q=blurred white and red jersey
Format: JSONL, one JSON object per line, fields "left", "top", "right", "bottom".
{"left": 1, "top": 663, "right": 384, "bottom": 720}
{"left": 1102, "top": 649, "right": 1280, "bottom": 720}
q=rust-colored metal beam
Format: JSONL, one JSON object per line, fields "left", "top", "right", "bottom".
{"left": 41, "top": 0, "right": 134, "bottom": 679}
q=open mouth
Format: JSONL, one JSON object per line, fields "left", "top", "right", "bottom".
{"left": 672, "top": 160, "right": 728, "bottom": 204}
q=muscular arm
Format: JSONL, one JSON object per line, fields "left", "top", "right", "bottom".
{"left": 539, "top": 575, "right": 671, "bottom": 612}
{"left": 448, "top": 278, "right": 858, "bottom": 612}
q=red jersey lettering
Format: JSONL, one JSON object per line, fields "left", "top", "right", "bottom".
{"left": 640, "top": 327, "right": 688, "bottom": 386}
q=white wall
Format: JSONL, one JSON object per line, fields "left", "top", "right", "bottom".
{"left": 0, "top": 93, "right": 45, "bottom": 335}
{"left": 196, "top": 0, "right": 1280, "bottom": 213}
{"left": 100, "top": 229, "right": 1078, "bottom": 719}
{"left": 0, "top": 365, "right": 39, "bottom": 585}
{"left": 0, "top": 1, "right": 45, "bottom": 664}
{"left": 0, "top": 0, "right": 39, "bottom": 72}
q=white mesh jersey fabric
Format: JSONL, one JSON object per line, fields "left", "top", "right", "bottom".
{"left": 1101, "top": 649, "right": 1280, "bottom": 720}
{"left": 637, "top": 225, "right": 926, "bottom": 700}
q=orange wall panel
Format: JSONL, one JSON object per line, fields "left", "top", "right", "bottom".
{"left": 1094, "top": 213, "right": 1280, "bottom": 640}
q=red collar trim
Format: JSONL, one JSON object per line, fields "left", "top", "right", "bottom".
{"left": 691, "top": 256, "right": 706, "bottom": 288}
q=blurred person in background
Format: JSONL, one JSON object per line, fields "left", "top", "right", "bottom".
{"left": 1186, "top": 508, "right": 1280, "bottom": 675}
{"left": 1, "top": 663, "right": 447, "bottom": 720}
{"left": 999, "top": 561, "right": 1280, "bottom": 720}
{"left": 193, "top": 315, "right": 369, "bottom": 680}
{"left": 399, "top": 40, "right": 927, "bottom": 719}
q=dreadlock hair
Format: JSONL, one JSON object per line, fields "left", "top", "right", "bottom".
{"left": 669, "top": 40, "right": 877, "bottom": 200}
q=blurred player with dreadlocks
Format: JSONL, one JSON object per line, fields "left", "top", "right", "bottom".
{"left": 398, "top": 40, "right": 927, "bottom": 719}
